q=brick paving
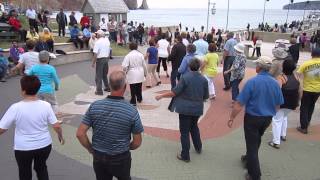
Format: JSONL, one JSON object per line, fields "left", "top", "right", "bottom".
{"left": 0, "top": 57, "right": 320, "bottom": 180}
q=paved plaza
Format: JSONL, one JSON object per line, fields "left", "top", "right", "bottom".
{"left": 0, "top": 47, "right": 320, "bottom": 179}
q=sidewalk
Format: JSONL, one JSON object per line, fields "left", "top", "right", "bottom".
{"left": 0, "top": 59, "right": 319, "bottom": 180}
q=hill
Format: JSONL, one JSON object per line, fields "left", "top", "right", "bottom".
{"left": 283, "top": 1, "right": 320, "bottom": 10}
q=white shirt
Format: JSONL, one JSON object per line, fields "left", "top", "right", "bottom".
{"left": 93, "top": 37, "right": 110, "bottom": 58}
{"left": 0, "top": 100, "right": 57, "bottom": 150}
{"left": 157, "top": 39, "right": 170, "bottom": 58}
{"left": 0, "top": 3, "right": 5, "bottom": 13}
{"left": 19, "top": 51, "right": 40, "bottom": 74}
{"left": 26, "top": 9, "right": 37, "bottom": 19}
{"left": 182, "top": 38, "right": 189, "bottom": 47}
{"left": 99, "top": 21, "right": 108, "bottom": 30}
{"left": 256, "top": 40, "right": 263, "bottom": 48}
{"left": 122, "top": 50, "right": 147, "bottom": 84}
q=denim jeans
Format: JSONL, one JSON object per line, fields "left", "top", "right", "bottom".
{"left": 15, "top": 145, "right": 52, "bottom": 180}
{"left": 223, "top": 56, "right": 235, "bottom": 88}
{"left": 231, "top": 79, "right": 242, "bottom": 101}
{"left": 170, "top": 69, "right": 181, "bottom": 89}
{"left": 244, "top": 114, "right": 272, "bottom": 180}
{"left": 93, "top": 151, "right": 131, "bottom": 180}
{"left": 300, "top": 91, "right": 320, "bottom": 129}
{"left": 179, "top": 114, "right": 202, "bottom": 160}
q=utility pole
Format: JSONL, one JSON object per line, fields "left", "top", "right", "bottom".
{"left": 286, "top": 0, "right": 294, "bottom": 24}
{"left": 206, "top": 0, "right": 210, "bottom": 33}
{"left": 206, "top": 0, "right": 216, "bottom": 33}
{"left": 303, "top": 1, "right": 310, "bottom": 22}
{"left": 262, "top": 0, "right": 269, "bottom": 25}
{"left": 226, "top": 0, "right": 230, "bottom": 31}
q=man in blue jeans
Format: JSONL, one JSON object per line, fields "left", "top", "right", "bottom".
{"left": 228, "top": 56, "right": 284, "bottom": 180}
{"left": 156, "top": 58, "right": 209, "bottom": 162}
{"left": 222, "top": 32, "right": 238, "bottom": 91}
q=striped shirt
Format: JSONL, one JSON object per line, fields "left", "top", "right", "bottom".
{"left": 82, "top": 96, "right": 144, "bottom": 155}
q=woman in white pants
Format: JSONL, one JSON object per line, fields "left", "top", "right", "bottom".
{"left": 269, "top": 59, "right": 301, "bottom": 149}
{"left": 201, "top": 43, "right": 219, "bottom": 99}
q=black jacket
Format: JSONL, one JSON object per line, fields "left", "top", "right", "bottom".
{"left": 288, "top": 44, "right": 300, "bottom": 64}
{"left": 69, "top": 15, "right": 78, "bottom": 26}
{"left": 168, "top": 42, "right": 186, "bottom": 70}
{"left": 56, "top": 12, "right": 67, "bottom": 26}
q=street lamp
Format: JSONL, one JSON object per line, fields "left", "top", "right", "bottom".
{"left": 206, "top": 0, "right": 216, "bottom": 33}
{"left": 303, "top": 0, "right": 310, "bottom": 22}
{"left": 286, "top": 0, "right": 294, "bottom": 24}
{"left": 262, "top": 0, "right": 270, "bottom": 24}
{"left": 226, "top": 0, "right": 230, "bottom": 31}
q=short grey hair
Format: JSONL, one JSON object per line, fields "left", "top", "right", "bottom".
{"left": 39, "top": 50, "right": 50, "bottom": 63}
{"left": 257, "top": 62, "right": 272, "bottom": 72}
{"left": 109, "top": 71, "right": 126, "bottom": 91}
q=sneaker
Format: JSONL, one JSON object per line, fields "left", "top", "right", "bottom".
{"left": 297, "top": 127, "right": 308, "bottom": 134}
{"left": 223, "top": 86, "right": 231, "bottom": 91}
{"left": 281, "top": 136, "right": 287, "bottom": 142}
{"left": 156, "top": 82, "right": 161, "bottom": 86}
{"left": 104, "top": 88, "right": 111, "bottom": 92}
{"left": 268, "top": 141, "right": 280, "bottom": 149}
{"left": 95, "top": 92, "right": 103, "bottom": 96}
{"left": 176, "top": 154, "right": 190, "bottom": 163}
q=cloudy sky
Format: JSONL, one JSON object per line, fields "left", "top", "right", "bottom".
{"left": 144, "top": 0, "right": 308, "bottom": 9}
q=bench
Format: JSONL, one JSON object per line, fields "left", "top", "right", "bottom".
{"left": 0, "top": 31, "right": 19, "bottom": 41}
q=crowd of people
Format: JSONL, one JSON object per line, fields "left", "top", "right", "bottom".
{"left": 0, "top": 7, "right": 320, "bottom": 180}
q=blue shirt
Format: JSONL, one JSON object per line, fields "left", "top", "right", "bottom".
{"left": 83, "top": 28, "right": 91, "bottom": 38}
{"left": 224, "top": 38, "right": 238, "bottom": 57}
{"left": 178, "top": 53, "right": 196, "bottom": 75}
{"left": 147, "top": 46, "right": 158, "bottom": 64}
{"left": 237, "top": 71, "right": 284, "bottom": 116}
{"left": 82, "top": 96, "right": 144, "bottom": 155}
{"left": 171, "top": 71, "right": 209, "bottom": 116}
{"left": 28, "top": 64, "right": 60, "bottom": 94}
{"left": 193, "top": 39, "right": 209, "bottom": 56}
{"left": 70, "top": 28, "right": 80, "bottom": 39}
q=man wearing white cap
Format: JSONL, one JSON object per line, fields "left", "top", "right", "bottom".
{"left": 228, "top": 56, "right": 284, "bottom": 180}
{"left": 92, "top": 30, "right": 111, "bottom": 95}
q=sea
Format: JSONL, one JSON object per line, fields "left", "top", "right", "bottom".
{"left": 56, "top": 8, "right": 309, "bottom": 31}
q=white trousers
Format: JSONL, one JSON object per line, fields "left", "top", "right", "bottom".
{"left": 204, "top": 75, "right": 216, "bottom": 96}
{"left": 272, "top": 108, "right": 292, "bottom": 145}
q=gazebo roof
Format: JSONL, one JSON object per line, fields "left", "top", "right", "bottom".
{"left": 81, "top": 0, "right": 129, "bottom": 13}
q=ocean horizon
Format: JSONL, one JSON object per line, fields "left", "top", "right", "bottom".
{"left": 56, "top": 8, "right": 310, "bottom": 31}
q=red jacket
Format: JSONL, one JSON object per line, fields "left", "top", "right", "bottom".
{"left": 8, "top": 17, "right": 21, "bottom": 31}
{"left": 80, "top": 16, "right": 90, "bottom": 27}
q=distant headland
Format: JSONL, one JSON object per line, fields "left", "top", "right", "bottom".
{"left": 283, "top": 1, "right": 320, "bottom": 10}
{"left": 123, "top": 0, "right": 149, "bottom": 10}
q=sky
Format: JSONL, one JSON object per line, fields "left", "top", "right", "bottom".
{"left": 144, "top": 0, "right": 310, "bottom": 9}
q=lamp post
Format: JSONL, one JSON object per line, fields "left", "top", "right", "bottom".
{"left": 226, "top": 0, "right": 230, "bottom": 31}
{"left": 303, "top": 1, "right": 310, "bottom": 22}
{"left": 206, "top": 0, "right": 216, "bottom": 33}
{"left": 262, "top": 0, "right": 270, "bottom": 24}
{"left": 286, "top": 0, "right": 294, "bottom": 24}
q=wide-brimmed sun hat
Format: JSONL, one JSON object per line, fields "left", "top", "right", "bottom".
{"left": 272, "top": 48, "right": 288, "bottom": 59}
{"left": 253, "top": 56, "right": 273, "bottom": 66}
{"left": 234, "top": 43, "right": 245, "bottom": 53}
